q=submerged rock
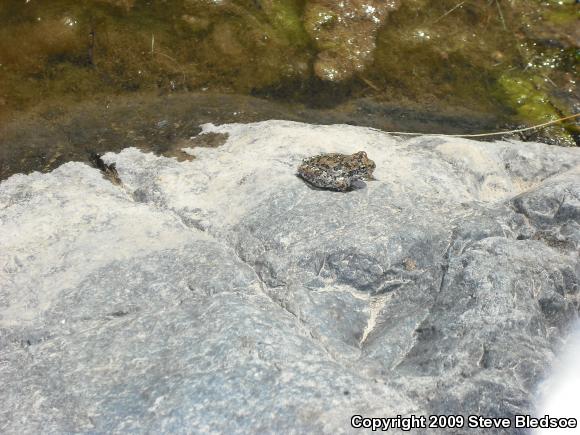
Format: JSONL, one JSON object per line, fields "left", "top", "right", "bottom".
{"left": 0, "top": 121, "right": 579, "bottom": 433}
{"left": 304, "top": 0, "right": 401, "bottom": 81}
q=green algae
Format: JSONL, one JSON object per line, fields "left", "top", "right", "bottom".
{"left": 544, "top": 9, "right": 578, "bottom": 25}
{"left": 497, "top": 73, "right": 575, "bottom": 146}
{"left": 499, "top": 75, "right": 554, "bottom": 120}
{"left": 260, "top": 0, "right": 309, "bottom": 45}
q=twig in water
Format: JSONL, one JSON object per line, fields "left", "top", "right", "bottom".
{"left": 360, "top": 76, "right": 380, "bottom": 91}
{"left": 432, "top": 1, "right": 465, "bottom": 24}
{"left": 545, "top": 77, "right": 557, "bottom": 88}
{"left": 381, "top": 113, "right": 580, "bottom": 138}
{"left": 156, "top": 51, "right": 178, "bottom": 64}
{"left": 88, "top": 19, "right": 96, "bottom": 66}
{"left": 495, "top": 0, "right": 507, "bottom": 31}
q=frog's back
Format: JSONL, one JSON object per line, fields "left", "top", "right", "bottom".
{"left": 297, "top": 151, "right": 375, "bottom": 192}
{"left": 302, "top": 153, "right": 347, "bottom": 170}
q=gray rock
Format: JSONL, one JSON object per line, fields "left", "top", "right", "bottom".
{"left": 0, "top": 121, "right": 579, "bottom": 434}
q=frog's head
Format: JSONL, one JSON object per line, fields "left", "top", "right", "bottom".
{"left": 351, "top": 151, "right": 376, "bottom": 179}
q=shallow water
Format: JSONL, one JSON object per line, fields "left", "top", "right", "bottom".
{"left": 0, "top": 92, "right": 505, "bottom": 179}
{"left": 0, "top": 0, "right": 578, "bottom": 177}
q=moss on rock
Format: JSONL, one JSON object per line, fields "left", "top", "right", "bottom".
{"left": 498, "top": 73, "right": 576, "bottom": 146}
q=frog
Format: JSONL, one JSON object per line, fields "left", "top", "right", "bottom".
{"left": 297, "top": 151, "right": 376, "bottom": 191}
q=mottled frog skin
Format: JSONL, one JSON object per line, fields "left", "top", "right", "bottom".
{"left": 297, "top": 151, "right": 376, "bottom": 191}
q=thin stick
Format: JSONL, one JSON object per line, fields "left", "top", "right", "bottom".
{"left": 156, "top": 51, "right": 178, "bottom": 64}
{"left": 432, "top": 1, "right": 465, "bottom": 24}
{"left": 495, "top": 0, "right": 507, "bottom": 31}
{"left": 381, "top": 113, "right": 579, "bottom": 138}
{"left": 151, "top": 34, "right": 155, "bottom": 56}
{"left": 360, "top": 76, "right": 380, "bottom": 91}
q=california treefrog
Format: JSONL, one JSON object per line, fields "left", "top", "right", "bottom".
{"left": 297, "top": 151, "right": 376, "bottom": 191}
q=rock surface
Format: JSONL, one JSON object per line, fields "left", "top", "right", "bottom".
{"left": 0, "top": 121, "right": 579, "bottom": 433}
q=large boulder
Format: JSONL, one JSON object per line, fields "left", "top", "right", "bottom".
{"left": 0, "top": 121, "right": 579, "bottom": 433}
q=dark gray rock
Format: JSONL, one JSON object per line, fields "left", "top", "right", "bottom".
{"left": 0, "top": 121, "right": 578, "bottom": 433}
